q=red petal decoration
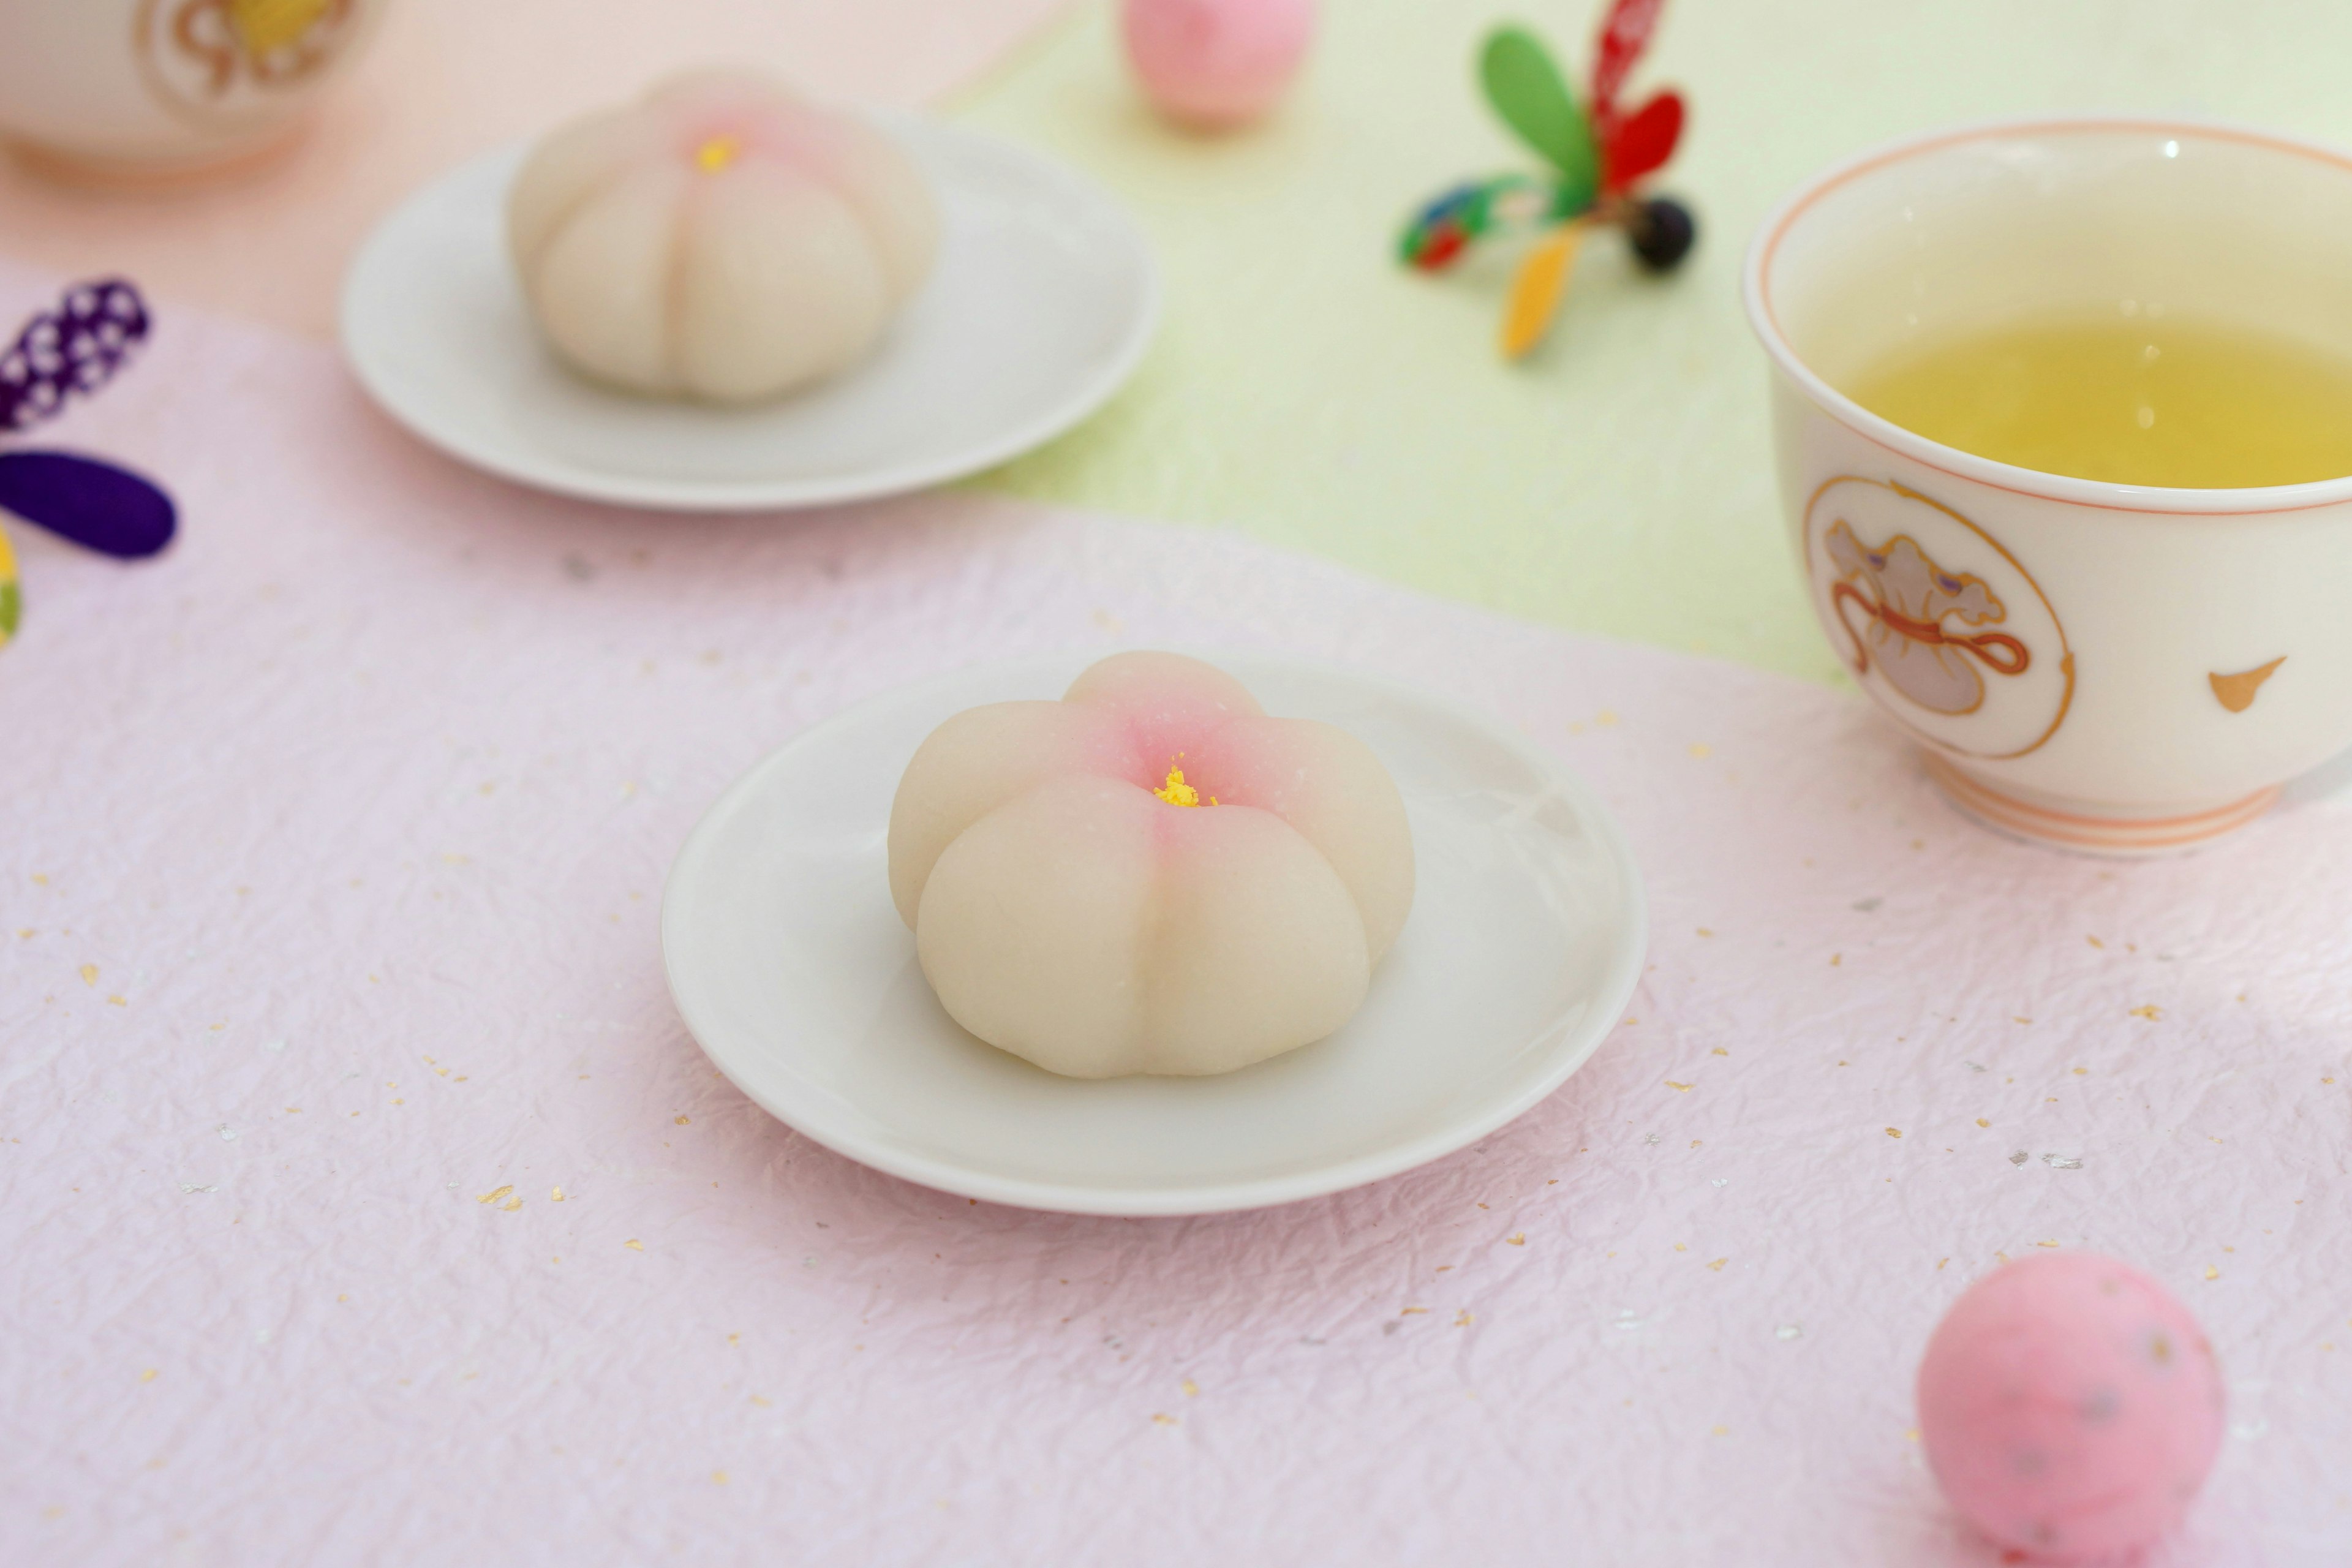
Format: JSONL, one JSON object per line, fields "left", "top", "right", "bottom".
{"left": 1589, "top": 0, "right": 1666, "bottom": 131}
{"left": 1416, "top": 226, "right": 1469, "bottom": 271}
{"left": 1602, "top": 90, "right": 1683, "bottom": 192}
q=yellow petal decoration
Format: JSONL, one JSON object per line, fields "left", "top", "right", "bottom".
{"left": 1500, "top": 224, "right": 1583, "bottom": 360}
{"left": 0, "top": 521, "right": 18, "bottom": 648}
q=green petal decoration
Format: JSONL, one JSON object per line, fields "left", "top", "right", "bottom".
{"left": 1479, "top": 26, "right": 1599, "bottom": 205}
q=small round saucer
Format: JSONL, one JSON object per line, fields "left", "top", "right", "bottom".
{"left": 661, "top": 652, "right": 1647, "bottom": 1216}
{"left": 339, "top": 115, "right": 1158, "bottom": 511}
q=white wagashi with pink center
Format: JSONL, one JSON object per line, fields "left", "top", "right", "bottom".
{"left": 888, "top": 652, "right": 1415, "bottom": 1079}
{"left": 506, "top": 70, "right": 940, "bottom": 404}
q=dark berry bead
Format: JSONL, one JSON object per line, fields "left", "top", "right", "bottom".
{"left": 1627, "top": 196, "right": 1696, "bottom": 273}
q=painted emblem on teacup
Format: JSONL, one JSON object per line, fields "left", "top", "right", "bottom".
{"left": 1825, "top": 522, "right": 2027, "bottom": 715}
{"left": 134, "top": 0, "right": 365, "bottom": 131}
{"left": 1806, "top": 477, "right": 2074, "bottom": 760}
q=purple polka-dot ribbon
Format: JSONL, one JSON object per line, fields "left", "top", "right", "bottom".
{"left": 0, "top": 279, "right": 151, "bottom": 434}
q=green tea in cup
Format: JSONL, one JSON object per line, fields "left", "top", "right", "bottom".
{"left": 1845, "top": 307, "right": 2352, "bottom": 489}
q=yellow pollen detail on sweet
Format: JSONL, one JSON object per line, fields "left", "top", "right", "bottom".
{"left": 695, "top": 134, "right": 745, "bottom": 173}
{"left": 1153, "top": 766, "right": 1204, "bottom": 807}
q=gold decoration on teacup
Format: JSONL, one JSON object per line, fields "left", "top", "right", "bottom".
{"left": 2209, "top": 657, "right": 2286, "bottom": 714}
{"left": 134, "top": 0, "right": 360, "bottom": 126}
{"left": 1825, "top": 520, "right": 2029, "bottom": 717}
{"left": 1803, "top": 476, "right": 2076, "bottom": 762}
{"left": 230, "top": 0, "right": 333, "bottom": 58}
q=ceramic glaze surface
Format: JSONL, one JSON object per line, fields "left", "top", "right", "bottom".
{"left": 1746, "top": 118, "right": 2352, "bottom": 850}
{"left": 0, "top": 0, "right": 380, "bottom": 172}
{"left": 341, "top": 121, "right": 1158, "bottom": 509}
{"left": 662, "top": 650, "right": 1643, "bottom": 1214}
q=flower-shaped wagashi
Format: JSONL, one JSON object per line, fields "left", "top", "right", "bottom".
{"left": 888, "top": 652, "right": 1415, "bottom": 1078}
{"left": 507, "top": 69, "right": 939, "bottom": 403}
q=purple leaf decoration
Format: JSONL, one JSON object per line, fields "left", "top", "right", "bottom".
{"left": 0, "top": 279, "right": 151, "bottom": 434}
{"left": 0, "top": 451, "right": 176, "bottom": 559}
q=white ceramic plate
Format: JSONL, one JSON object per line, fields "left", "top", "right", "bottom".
{"left": 661, "top": 652, "right": 1648, "bottom": 1216}
{"left": 339, "top": 116, "right": 1158, "bottom": 511}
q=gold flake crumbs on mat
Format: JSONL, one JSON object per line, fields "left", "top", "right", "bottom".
{"left": 1401, "top": 1306, "right": 1430, "bottom": 1316}
{"left": 476, "top": 1185, "right": 513, "bottom": 1205}
{"left": 502, "top": 1197, "right": 522, "bottom": 1212}
{"left": 1506, "top": 1234, "right": 1526, "bottom": 1246}
{"left": 1182, "top": 1379, "right": 1199, "bottom": 1396}
{"left": 551, "top": 1188, "right": 565, "bottom": 1202}
{"left": 1665, "top": 1080, "right": 1694, "bottom": 1092}
{"left": 1153, "top": 1414, "right": 1178, "bottom": 1426}
{"left": 674, "top": 1115, "right": 690, "bottom": 1126}
{"left": 625, "top": 1239, "right": 644, "bottom": 1251}
{"left": 1706, "top": 1258, "right": 1728, "bottom": 1272}
{"left": 1885, "top": 1128, "right": 1903, "bottom": 1139}
{"left": 2205, "top": 1265, "right": 2220, "bottom": 1280}
{"left": 79, "top": 965, "right": 97, "bottom": 986}
{"left": 1453, "top": 1311, "right": 1473, "bottom": 1327}
{"left": 711, "top": 1471, "right": 729, "bottom": 1485}
{"left": 2130, "top": 1005, "right": 2163, "bottom": 1021}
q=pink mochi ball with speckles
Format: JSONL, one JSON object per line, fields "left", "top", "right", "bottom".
{"left": 1917, "top": 1251, "right": 2226, "bottom": 1562}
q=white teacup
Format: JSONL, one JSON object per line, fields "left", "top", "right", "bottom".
{"left": 1745, "top": 116, "right": 2352, "bottom": 853}
{"left": 0, "top": 0, "right": 381, "bottom": 181}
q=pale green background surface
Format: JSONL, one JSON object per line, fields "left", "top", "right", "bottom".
{"left": 957, "top": 0, "right": 2352, "bottom": 682}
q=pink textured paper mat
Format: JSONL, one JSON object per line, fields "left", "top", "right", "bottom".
{"left": 0, "top": 0, "right": 1075, "bottom": 338}
{"left": 3, "top": 273, "right": 2350, "bottom": 1564}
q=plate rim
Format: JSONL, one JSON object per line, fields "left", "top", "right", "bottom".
{"left": 660, "top": 650, "right": 1651, "bottom": 1216}
{"left": 337, "top": 115, "right": 1161, "bottom": 513}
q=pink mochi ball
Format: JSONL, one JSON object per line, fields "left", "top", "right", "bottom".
{"left": 1917, "top": 1252, "right": 2226, "bottom": 1562}
{"left": 1121, "top": 0, "right": 1316, "bottom": 130}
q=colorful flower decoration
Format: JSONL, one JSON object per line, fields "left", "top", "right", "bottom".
{"left": 1400, "top": 1, "right": 1695, "bottom": 358}
{"left": 0, "top": 278, "right": 178, "bottom": 649}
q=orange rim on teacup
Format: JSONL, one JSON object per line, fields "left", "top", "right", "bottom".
{"left": 1743, "top": 115, "right": 2352, "bottom": 854}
